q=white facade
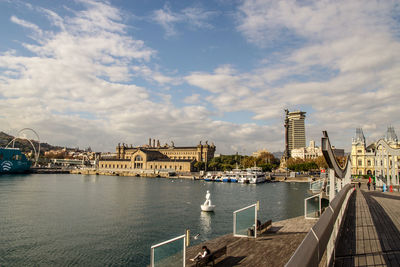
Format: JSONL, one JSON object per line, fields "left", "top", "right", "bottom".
{"left": 291, "top": 140, "right": 323, "bottom": 159}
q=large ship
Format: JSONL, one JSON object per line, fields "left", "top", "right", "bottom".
{"left": 0, "top": 147, "right": 31, "bottom": 174}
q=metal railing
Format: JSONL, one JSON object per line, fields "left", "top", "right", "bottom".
{"left": 285, "top": 184, "right": 354, "bottom": 267}
{"left": 151, "top": 235, "right": 186, "bottom": 267}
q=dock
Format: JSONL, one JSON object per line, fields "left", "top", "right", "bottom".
{"left": 185, "top": 216, "right": 317, "bottom": 266}
{"left": 335, "top": 185, "right": 400, "bottom": 266}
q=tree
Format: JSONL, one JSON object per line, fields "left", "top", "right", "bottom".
{"left": 314, "top": 156, "right": 328, "bottom": 169}
{"left": 194, "top": 161, "right": 205, "bottom": 171}
{"left": 257, "top": 151, "right": 276, "bottom": 164}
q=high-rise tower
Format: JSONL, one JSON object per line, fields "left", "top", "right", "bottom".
{"left": 285, "top": 110, "right": 306, "bottom": 156}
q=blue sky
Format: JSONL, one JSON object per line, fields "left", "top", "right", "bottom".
{"left": 0, "top": 0, "right": 399, "bottom": 153}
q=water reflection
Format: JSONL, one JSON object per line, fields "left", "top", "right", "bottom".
{"left": 83, "top": 175, "right": 98, "bottom": 183}
{"left": 199, "top": 211, "right": 213, "bottom": 235}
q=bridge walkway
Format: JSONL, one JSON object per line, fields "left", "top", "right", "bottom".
{"left": 334, "top": 185, "right": 400, "bottom": 266}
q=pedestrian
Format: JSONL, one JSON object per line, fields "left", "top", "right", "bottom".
{"left": 373, "top": 181, "right": 376, "bottom": 190}
{"left": 358, "top": 181, "right": 361, "bottom": 188}
{"left": 190, "top": 246, "right": 210, "bottom": 262}
{"left": 367, "top": 181, "right": 370, "bottom": 190}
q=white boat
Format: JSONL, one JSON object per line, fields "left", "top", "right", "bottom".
{"left": 214, "top": 174, "right": 223, "bottom": 182}
{"left": 204, "top": 172, "right": 214, "bottom": 181}
{"left": 240, "top": 167, "right": 266, "bottom": 184}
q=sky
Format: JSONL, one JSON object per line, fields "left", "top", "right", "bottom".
{"left": 0, "top": 0, "right": 399, "bottom": 154}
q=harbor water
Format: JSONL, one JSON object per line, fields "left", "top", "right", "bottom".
{"left": 0, "top": 174, "right": 311, "bottom": 266}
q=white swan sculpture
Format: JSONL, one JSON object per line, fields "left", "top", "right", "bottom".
{"left": 201, "top": 190, "right": 215, "bottom": 212}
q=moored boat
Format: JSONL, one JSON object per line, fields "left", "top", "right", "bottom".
{"left": 0, "top": 147, "right": 31, "bottom": 174}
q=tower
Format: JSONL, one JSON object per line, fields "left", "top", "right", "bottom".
{"left": 286, "top": 110, "right": 306, "bottom": 155}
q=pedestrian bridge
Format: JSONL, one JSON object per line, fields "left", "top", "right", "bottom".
{"left": 286, "top": 131, "right": 400, "bottom": 267}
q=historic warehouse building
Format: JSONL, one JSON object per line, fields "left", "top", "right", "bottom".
{"left": 98, "top": 139, "right": 216, "bottom": 173}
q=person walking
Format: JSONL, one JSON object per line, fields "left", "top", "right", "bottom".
{"left": 358, "top": 181, "right": 361, "bottom": 189}
{"left": 367, "top": 181, "right": 371, "bottom": 190}
{"left": 373, "top": 181, "right": 376, "bottom": 190}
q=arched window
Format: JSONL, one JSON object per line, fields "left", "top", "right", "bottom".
{"left": 135, "top": 155, "right": 142, "bottom": 161}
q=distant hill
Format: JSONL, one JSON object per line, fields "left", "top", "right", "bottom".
{"left": 0, "top": 131, "right": 67, "bottom": 154}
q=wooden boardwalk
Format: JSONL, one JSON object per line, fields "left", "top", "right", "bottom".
{"left": 335, "top": 185, "right": 400, "bottom": 266}
{"left": 186, "top": 216, "right": 317, "bottom": 266}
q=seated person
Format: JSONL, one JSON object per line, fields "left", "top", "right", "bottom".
{"left": 190, "top": 246, "right": 210, "bottom": 261}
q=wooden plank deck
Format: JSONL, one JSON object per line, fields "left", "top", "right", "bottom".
{"left": 185, "top": 216, "right": 317, "bottom": 266}
{"left": 334, "top": 184, "right": 400, "bottom": 267}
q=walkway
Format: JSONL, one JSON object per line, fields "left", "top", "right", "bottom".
{"left": 334, "top": 185, "right": 400, "bottom": 266}
{"left": 185, "top": 216, "right": 316, "bottom": 266}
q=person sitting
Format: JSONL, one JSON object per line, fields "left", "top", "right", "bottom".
{"left": 190, "top": 246, "right": 210, "bottom": 262}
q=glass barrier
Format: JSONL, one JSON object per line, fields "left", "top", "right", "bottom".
{"left": 310, "top": 179, "right": 324, "bottom": 193}
{"left": 233, "top": 204, "right": 257, "bottom": 238}
{"left": 305, "top": 194, "right": 321, "bottom": 219}
{"left": 151, "top": 235, "right": 186, "bottom": 267}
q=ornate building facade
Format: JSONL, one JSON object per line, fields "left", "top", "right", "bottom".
{"left": 99, "top": 139, "right": 216, "bottom": 173}
{"left": 351, "top": 127, "right": 400, "bottom": 176}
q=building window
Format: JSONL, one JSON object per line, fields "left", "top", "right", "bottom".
{"left": 135, "top": 155, "right": 142, "bottom": 161}
{"left": 358, "top": 160, "right": 362, "bottom": 166}
{"left": 357, "top": 150, "right": 362, "bottom": 153}
{"left": 367, "top": 160, "right": 371, "bottom": 166}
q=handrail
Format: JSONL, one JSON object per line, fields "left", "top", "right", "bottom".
{"left": 321, "top": 131, "right": 349, "bottom": 179}
{"left": 285, "top": 184, "right": 353, "bottom": 267}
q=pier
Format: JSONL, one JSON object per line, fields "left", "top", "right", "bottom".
{"left": 185, "top": 216, "right": 317, "bottom": 266}
{"left": 335, "top": 185, "right": 400, "bottom": 266}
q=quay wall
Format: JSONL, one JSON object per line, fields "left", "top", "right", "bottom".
{"left": 69, "top": 168, "right": 196, "bottom": 179}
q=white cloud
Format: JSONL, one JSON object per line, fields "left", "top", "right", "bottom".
{"left": 0, "top": 1, "right": 279, "bottom": 154}
{"left": 2, "top": 0, "right": 400, "bottom": 154}
{"left": 152, "top": 4, "right": 216, "bottom": 37}
{"left": 183, "top": 94, "right": 201, "bottom": 104}
{"left": 181, "top": 0, "right": 400, "bottom": 150}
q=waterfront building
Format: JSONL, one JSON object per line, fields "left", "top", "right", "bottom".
{"left": 283, "top": 110, "right": 306, "bottom": 159}
{"left": 291, "top": 140, "right": 344, "bottom": 160}
{"left": 252, "top": 148, "right": 270, "bottom": 158}
{"left": 287, "top": 111, "right": 306, "bottom": 152}
{"left": 99, "top": 139, "right": 216, "bottom": 173}
{"left": 351, "top": 127, "right": 400, "bottom": 176}
{"left": 291, "top": 140, "right": 322, "bottom": 159}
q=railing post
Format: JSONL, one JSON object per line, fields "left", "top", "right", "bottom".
{"left": 329, "top": 169, "right": 335, "bottom": 202}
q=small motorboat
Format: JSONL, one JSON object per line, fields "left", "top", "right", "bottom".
{"left": 201, "top": 190, "right": 215, "bottom": 212}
